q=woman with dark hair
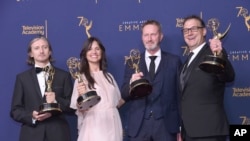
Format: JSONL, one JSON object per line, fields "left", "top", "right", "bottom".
{"left": 70, "top": 37, "right": 124, "bottom": 141}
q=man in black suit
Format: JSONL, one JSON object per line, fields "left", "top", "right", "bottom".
{"left": 180, "top": 15, "right": 235, "bottom": 141}
{"left": 10, "top": 36, "right": 73, "bottom": 141}
{"left": 121, "top": 20, "right": 182, "bottom": 141}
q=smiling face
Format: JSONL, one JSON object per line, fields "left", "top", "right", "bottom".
{"left": 141, "top": 23, "right": 163, "bottom": 54}
{"left": 182, "top": 18, "right": 207, "bottom": 51}
{"left": 29, "top": 38, "right": 51, "bottom": 66}
{"left": 86, "top": 40, "right": 102, "bottom": 65}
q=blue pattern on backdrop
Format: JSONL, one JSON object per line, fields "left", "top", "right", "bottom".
{"left": 1, "top": 0, "right": 250, "bottom": 140}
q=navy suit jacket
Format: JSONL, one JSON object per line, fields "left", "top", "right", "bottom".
{"left": 10, "top": 66, "right": 73, "bottom": 141}
{"left": 180, "top": 44, "right": 235, "bottom": 137}
{"left": 121, "top": 50, "right": 182, "bottom": 137}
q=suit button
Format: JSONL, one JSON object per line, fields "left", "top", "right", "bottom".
{"left": 149, "top": 111, "right": 153, "bottom": 118}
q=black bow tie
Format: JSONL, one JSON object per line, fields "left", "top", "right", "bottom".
{"left": 35, "top": 66, "right": 49, "bottom": 73}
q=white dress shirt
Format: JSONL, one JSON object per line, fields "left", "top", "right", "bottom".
{"left": 145, "top": 49, "right": 161, "bottom": 72}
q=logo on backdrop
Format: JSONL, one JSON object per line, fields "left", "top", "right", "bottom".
{"left": 240, "top": 116, "right": 250, "bottom": 125}
{"left": 232, "top": 87, "right": 250, "bottom": 97}
{"left": 236, "top": 6, "right": 250, "bottom": 31}
{"left": 22, "top": 20, "right": 47, "bottom": 37}
{"left": 78, "top": 16, "right": 92, "bottom": 38}
{"left": 176, "top": 17, "right": 189, "bottom": 56}
{"left": 229, "top": 50, "right": 249, "bottom": 62}
{"left": 118, "top": 20, "right": 146, "bottom": 32}
{"left": 229, "top": 6, "right": 250, "bottom": 62}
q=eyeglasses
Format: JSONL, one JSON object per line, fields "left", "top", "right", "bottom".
{"left": 182, "top": 26, "right": 203, "bottom": 34}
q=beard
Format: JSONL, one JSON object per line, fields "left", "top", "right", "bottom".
{"left": 145, "top": 43, "right": 158, "bottom": 51}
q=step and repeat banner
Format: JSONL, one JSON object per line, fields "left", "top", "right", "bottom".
{"left": 0, "top": 0, "right": 249, "bottom": 140}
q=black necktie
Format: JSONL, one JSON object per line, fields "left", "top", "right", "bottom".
{"left": 149, "top": 56, "right": 157, "bottom": 80}
{"left": 182, "top": 52, "right": 194, "bottom": 73}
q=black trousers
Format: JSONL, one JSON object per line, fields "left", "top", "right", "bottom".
{"left": 182, "top": 126, "right": 227, "bottom": 141}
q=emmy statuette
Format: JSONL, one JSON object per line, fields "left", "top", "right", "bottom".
{"left": 39, "top": 66, "right": 62, "bottom": 115}
{"left": 199, "top": 19, "right": 231, "bottom": 74}
{"left": 125, "top": 49, "right": 153, "bottom": 99}
{"left": 67, "top": 57, "right": 101, "bottom": 111}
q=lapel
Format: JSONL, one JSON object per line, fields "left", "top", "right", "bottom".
{"left": 155, "top": 52, "right": 167, "bottom": 80}
{"left": 139, "top": 53, "right": 150, "bottom": 81}
{"left": 30, "top": 68, "right": 44, "bottom": 99}
{"left": 181, "top": 44, "right": 209, "bottom": 92}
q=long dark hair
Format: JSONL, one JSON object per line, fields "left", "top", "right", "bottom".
{"left": 79, "top": 37, "right": 114, "bottom": 89}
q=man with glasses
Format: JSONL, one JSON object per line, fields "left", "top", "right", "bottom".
{"left": 179, "top": 15, "right": 235, "bottom": 141}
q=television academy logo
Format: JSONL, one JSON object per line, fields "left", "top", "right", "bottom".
{"left": 22, "top": 20, "right": 48, "bottom": 37}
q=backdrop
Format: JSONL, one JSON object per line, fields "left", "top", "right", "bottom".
{"left": 1, "top": 0, "right": 249, "bottom": 140}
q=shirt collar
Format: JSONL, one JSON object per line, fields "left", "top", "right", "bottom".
{"left": 191, "top": 42, "right": 206, "bottom": 55}
{"left": 34, "top": 62, "right": 51, "bottom": 68}
{"left": 145, "top": 49, "right": 161, "bottom": 58}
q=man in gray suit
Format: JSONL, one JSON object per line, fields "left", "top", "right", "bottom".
{"left": 10, "top": 35, "right": 73, "bottom": 141}
{"left": 180, "top": 15, "right": 235, "bottom": 141}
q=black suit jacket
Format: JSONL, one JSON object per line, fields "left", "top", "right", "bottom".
{"left": 10, "top": 66, "right": 73, "bottom": 141}
{"left": 180, "top": 44, "right": 235, "bottom": 137}
{"left": 121, "top": 51, "right": 182, "bottom": 137}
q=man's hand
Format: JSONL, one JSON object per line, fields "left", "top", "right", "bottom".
{"left": 130, "top": 72, "right": 144, "bottom": 83}
{"left": 209, "top": 38, "right": 222, "bottom": 55}
{"left": 44, "top": 92, "right": 56, "bottom": 103}
{"left": 32, "top": 111, "right": 52, "bottom": 121}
